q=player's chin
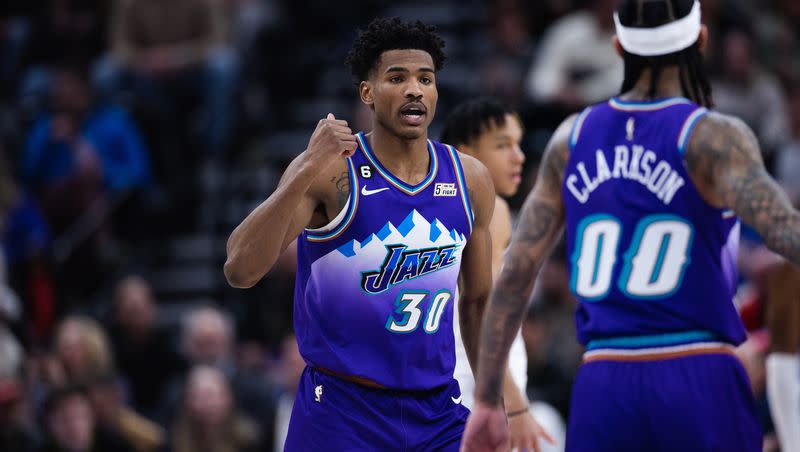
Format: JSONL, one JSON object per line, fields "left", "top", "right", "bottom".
{"left": 395, "top": 125, "right": 426, "bottom": 140}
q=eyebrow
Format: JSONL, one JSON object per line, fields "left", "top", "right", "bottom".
{"left": 385, "top": 66, "right": 435, "bottom": 74}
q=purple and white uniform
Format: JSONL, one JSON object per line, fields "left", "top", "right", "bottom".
{"left": 285, "top": 132, "right": 472, "bottom": 451}
{"left": 562, "top": 97, "right": 761, "bottom": 452}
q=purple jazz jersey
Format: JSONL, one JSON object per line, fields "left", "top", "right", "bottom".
{"left": 563, "top": 97, "right": 745, "bottom": 346}
{"left": 294, "top": 132, "right": 473, "bottom": 391}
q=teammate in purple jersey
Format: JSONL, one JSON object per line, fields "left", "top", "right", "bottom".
{"left": 463, "top": 0, "right": 800, "bottom": 451}
{"left": 224, "top": 18, "right": 496, "bottom": 451}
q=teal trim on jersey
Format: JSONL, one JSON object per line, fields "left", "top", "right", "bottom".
{"left": 445, "top": 145, "right": 474, "bottom": 233}
{"left": 608, "top": 97, "right": 691, "bottom": 112}
{"left": 649, "top": 233, "right": 672, "bottom": 284}
{"left": 587, "top": 330, "right": 716, "bottom": 350}
{"left": 677, "top": 108, "right": 708, "bottom": 154}
{"left": 591, "top": 233, "right": 605, "bottom": 286}
{"left": 618, "top": 214, "right": 695, "bottom": 300}
{"left": 356, "top": 132, "right": 438, "bottom": 195}
{"left": 569, "top": 107, "right": 593, "bottom": 149}
{"left": 570, "top": 214, "right": 621, "bottom": 302}
{"left": 423, "top": 289, "right": 452, "bottom": 334}
{"left": 305, "top": 157, "right": 359, "bottom": 241}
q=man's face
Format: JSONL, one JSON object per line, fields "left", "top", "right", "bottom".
{"left": 48, "top": 395, "right": 94, "bottom": 452}
{"left": 362, "top": 49, "right": 438, "bottom": 140}
{"left": 467, "top": 114, "right": 525, "bottom": 197}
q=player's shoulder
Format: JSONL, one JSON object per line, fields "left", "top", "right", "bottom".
{"left": 549, "top": 112, "right": 581, "bottom": 151}
{"left": 456, "top": 152, "right": 492, "bottom": 188}
{"left": 687, "top": 110, "right": 759, "bottom": 156}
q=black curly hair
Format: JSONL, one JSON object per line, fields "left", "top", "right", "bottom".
{"left": 440, "top": 97, "right": 519, "bottom": 147}
{"left": 617, "top": 0, "right": 713, "bottom": 107}
{"left": 345, "top": 17, "right": 446, "bottom": 82}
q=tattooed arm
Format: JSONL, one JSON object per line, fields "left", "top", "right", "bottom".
{"left": 686, "top": 112, "right": 800, "bottom": 265}
{"left": 458, "top": 154, "right": 496, "bottom": 374}
{"left": 461, "top": 116, "right": 573, "bottom": 452}
{"left": 473, "top": 115, "right": 574, "bottom": 407}
{"left": 225, "top": 116, "right": 355, "bottom": 288}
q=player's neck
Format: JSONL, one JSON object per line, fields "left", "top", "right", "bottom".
{"left": 620, "top": 66, "right": 685, "bottom": 101}
{"left": 366, "top": 125, "right": 431, "bottom": 183}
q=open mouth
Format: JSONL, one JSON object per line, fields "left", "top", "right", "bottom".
{"left": 400, "top": 103, "right": 427, "bottom": 126}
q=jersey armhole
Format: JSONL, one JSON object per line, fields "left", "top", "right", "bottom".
{"left": 677, "top": 107, "right": 708, "bottom": 154}
{"left": 445, "top": 145, "right": 474, "bottom": 234}
{"left": 305, "top": 157, "right": 360, "bottom": 242}
{"left": 569, "top": 107, "right": 593, "bottom": 151}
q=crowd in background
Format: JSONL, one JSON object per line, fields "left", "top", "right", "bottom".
{"left": 1, "top": 0, "right": 799, "bottom": 451}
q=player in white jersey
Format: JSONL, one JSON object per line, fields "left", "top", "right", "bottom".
{"left": 765, "top": 261, "right": 800, "bottom": 452}
{"left": 442, "top": 98, "right": 554, "bottom": 452}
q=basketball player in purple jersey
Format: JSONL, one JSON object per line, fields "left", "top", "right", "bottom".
{"left": 225, "top": 18, "right": 496, "bottom": 450}
{"left": 462, "top": 1, "right": 800, "bottom": 451}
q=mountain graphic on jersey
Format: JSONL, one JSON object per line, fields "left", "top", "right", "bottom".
{"left": 309, "top": 209, "right": 467, "bottom": 294}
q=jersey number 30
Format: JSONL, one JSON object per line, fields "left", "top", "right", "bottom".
{"left": 571, "top": 214, "right": 693, "bottom": 300}
{"left": 386, "top": 290, "right": 452, "bottom": 334}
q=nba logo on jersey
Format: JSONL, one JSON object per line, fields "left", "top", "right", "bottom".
{"left": 314, "top": 385, "right": 322, "bottom": 403}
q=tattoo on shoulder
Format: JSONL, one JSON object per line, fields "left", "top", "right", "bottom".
{"left": 687, "top": 115, "right": 800, "bottom": 264}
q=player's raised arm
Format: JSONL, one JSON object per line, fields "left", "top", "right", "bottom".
{"left": 457, "top": 154, "right": 496, "bottom": 373}
{"left": 686, "top": 112, "right": 800, "bottom": 265}
{"left": 224, "top": 114, "right": 356, "bottom": 288}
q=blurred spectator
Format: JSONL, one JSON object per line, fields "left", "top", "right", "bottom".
{"left": 54, "top": 316, "right": 113, "bottom": 385}
{"left": 0, "top": 332, "right": 40, "bottom": 452}
{"left": 21, "top": 61, "right": 153, "bottom": 304}
{"left": 755, "top": 0, "right": 800, "bottom": 87}
{"left": 157, "top": 307, "right": 277, "bottom": 440}
{"left": 170, "top": 365, "right": 261, "bottom": 452}
{"left": 1, "top": 148, "right": 55, "bottom": 345}
{"left": 38, "top": 385, "right": 134, "bottom": 452}
{"left": 270, "top": 333, "right": 304, "bottom": 452}
{"left": 109, "top": 275, "right": 183, "bottom": 417}
{"left": 478, "top": 0, "right": 535, "bottom": 107}
{"left": 712, "top": 29, "right": 790, "bottom": 164}
{"left": 22, "top": 62, "right": 153, "bottom": 212}
{"left": 776, "top": 87, "right": 800, "bottom": 204}
{"left": 87, "top": 373, "right": 164, "bottom": 452}
{"left": 525, "top": 0, "right": 622, "bottom": 110}
{"left": 98, "top": 0, "right": 239, "bottom": 156}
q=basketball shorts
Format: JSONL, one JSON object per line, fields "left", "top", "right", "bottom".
{"left": 284, "top": 366, "right": 470, "bottom": 451}
{"left": 566, "top": 344, "right": 762, "bottom": 452}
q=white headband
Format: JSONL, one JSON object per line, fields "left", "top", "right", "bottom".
{"left": 614, "top": 1, "right": 702, "bottom": 56}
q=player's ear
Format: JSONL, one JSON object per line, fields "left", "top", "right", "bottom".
{"left": 697, "top": 25, "right": 709, "bottom": 54}
{"left": 359, "top": 81, "right": 374, "bottom": 107}
{"left": 613, "top": 35, "right": 624, "bottom": 58}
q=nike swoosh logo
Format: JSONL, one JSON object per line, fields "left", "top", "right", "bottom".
{"left": 451, "top": 395, "right": 463, "bottom": 404}
{"left": 361, "top": 186, "right": 390, "bottom": 196}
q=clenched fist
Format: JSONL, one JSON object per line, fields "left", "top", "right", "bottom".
{"left": 305, "top": 113, "right": 358, "bottom": 169}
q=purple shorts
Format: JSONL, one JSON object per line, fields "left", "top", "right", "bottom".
{"left": 566, "top": 349, "right": 762, "bottom": 452}
{"left": 284, "top": 366, "right": 469, "bottom": 451}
